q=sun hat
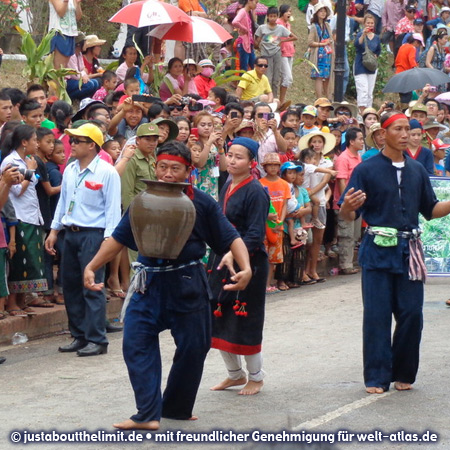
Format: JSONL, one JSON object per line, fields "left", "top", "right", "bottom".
{"left": 235, "top": 119, "right": 255, "bottom": 133}
{"left": 314, "top": 98, "right": 334, "bottom": 109}
{"left": 151, "top": 117, "right": 179, "bottom": 141}
{"left": 72, "top": 98, "right": 107, "bottom": 122}
{"left": 298, "top": 130, "right": 336, "bottom": 155}
{"left": 183, "top": 58, "right": 201, "bottom": 73}
{"left": 423, "top": 118, "right": 447, "bottom": 131}
{"left": 261, "top": 152, "right": 281, "bottom": 166}
{"left": 313, "top": 1, "right": 332, "bottom": 17}
{"left": 83, "top": 35, "right": 106, "bottom": 51}
{"left": 302, "top": 105, "right": 317, "bottom": 117}
{"left": 440, "top": 6, "right": 450, "bottom": 14}
{"left": 332, "top": 101, "right": 358, "bottom": 118}
{"left": 365, "top": 122, "right": 383, "bottom": 148}
{"left": 198, "top": 59, "right": 214, "bottom": 68}
{"left": 65, "top": 123, "right": 104, "bottom": 147}
{"left": 281, "top": 161, "right": 303, "bottom": 173}
{"left": 362, "top": 107, "right": 380, "bottom": 121}
{"left": 136, "top": 123, "right": 160, "bottom": 137}
{"left": 412, "top": 33, "right": 425, "bottom": 46}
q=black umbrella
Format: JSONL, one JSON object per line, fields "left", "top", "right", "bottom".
{"left": 382, "top": 68, "right": 450, "bottom": 93}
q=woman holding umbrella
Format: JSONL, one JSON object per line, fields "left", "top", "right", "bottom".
{"left": 394, "top": 33, "right": 424, "bottom": 109}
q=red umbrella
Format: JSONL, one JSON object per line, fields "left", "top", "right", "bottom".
{"left": 109, "top": 0, "right": 190, "bottom": 27}
{"left": 221, "top": 1, "right": 268, "bottom": 17}
{"left": 149, "top": 17, "right": 233, "bottom": 44}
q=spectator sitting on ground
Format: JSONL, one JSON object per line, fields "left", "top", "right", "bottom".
{"left": 236, "top": 56, "right": 273, "bottom": 103}
{"left": 0, "top": 88, "right": 25, "bottom": 121}
{"left": 194, "top": 59, "right": 217, "bottom": 99}
{"left": 27, "top": 85, "right": 56, "bottom": 129}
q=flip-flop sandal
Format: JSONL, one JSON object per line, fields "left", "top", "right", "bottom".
{"left": 265, "top": 286, "right": 279, "bottom": 294}
{"left": 286, "top": 282, "right": 301, "bottom": 288}
{"left": 108, "top": 289, "right": 126, "bottom": 299}
{"left": 300, "top": 279, "right": 317, "bottom": 285}
{"left": 291, "top": 243, "right": 304, "bottom": 249}
{"left": 311, "top": 277, "right": 326, "bottom": 283}
{"left": 7, "top": 309, "right": 28, "bottom": 317}
{"left": 28, "top": 301, "right": 54, "bottom": 308}
{"left": 22, "top": 307, "right": 37, "bottom": 315}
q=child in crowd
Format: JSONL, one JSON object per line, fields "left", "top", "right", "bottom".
{"left": 298, "top": 105, "right": 320, "bottom": 137}
{"left": 208, "top": 87, "right": 228, "bottom": 114}
{"left": 280, "top": 127, "right": 298, "bottom": 162}
{"left": 103, "top": 139, "right": 121, "bottom": 163}
{"left": 189, "top": 140, "right": 203, "bottom": 186}
{"left": 45, "top": 139, "right": 65, "bottom": 305}
{"left": 93, "top": 70, "right": 119, "bottom": 102}
{"left": 431, "top": 138, "right": 449, "bottom": 176}
{"left": 36, "top": 128, "right": 62, "bottom": 304}
{"left": 20, "top": 100, "right": 43, "bottom": 129}
{"left": 281, "top": 109, "right": 301, "bottom": 134}
{"left": 254, "top": 7, "right": 297, "bottom": 96}
{"left": 299, "top": 148, "right": 337, "bottom": 229}
{"left": 280, "top": 162, "right": 309, "bottom": 248}
{"left": 118, "top": 78, "right": 141, "bottom": 108}
{"left": 235, "top": 120, "right": 255, "bottom": 138}
{"left": 259, "top": 152, "right": 291, "bottom": 293}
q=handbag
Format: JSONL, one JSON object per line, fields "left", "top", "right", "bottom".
{"left": 362, "top": 35, "right": 378, "bottom": 72}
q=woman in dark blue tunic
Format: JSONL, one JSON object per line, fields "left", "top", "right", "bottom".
{"left": 209, "top": 137, "right": 270, "bottom": 396}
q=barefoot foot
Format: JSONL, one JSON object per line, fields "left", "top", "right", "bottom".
{"left": 394, "top": 382, "right": 412, "bottom": 391}
{"left": 210, "top": 377, "right": 247, "bottom": 391}
{"left": 239, "top": 380, "right": 263, "bottom": 395}
{"left": 188, "top": 416, "right": 198, "bottom": 421}
{"left": 113, "top": 419, "right": 160, "bottom": 430}
{"left": 366, "top": 387, "right": 385, "bottom": 394}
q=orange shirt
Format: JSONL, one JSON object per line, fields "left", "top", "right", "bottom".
{"left": 178, "top": 0, "right": 203, "bottom": 13}
{"left": 259, "top": 177, "right": 291, "bottom": 220}
{"left": 395, "top": 43, "right": 418, "bottom": 73}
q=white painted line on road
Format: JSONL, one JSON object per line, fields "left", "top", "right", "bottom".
{"left": 292, "top": 392, "right": 394, "bottom": 430}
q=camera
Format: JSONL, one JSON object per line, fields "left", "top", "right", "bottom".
{"left": 230, "top": 111, "right": 238, "bottom": 119}
{"left": 10, "top": 164, "right": 34, "bottom": 181}
{"left": 181, "top": 96, "right": 191, "bottom": 105}
{"left": 188, "top": 102, "right": 203, "bottom": 112}
{"left": 386, "top": 102, "right": 395, "bottom": 109}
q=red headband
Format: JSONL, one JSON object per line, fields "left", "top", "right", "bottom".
{"left": 381, "top": 114, "right": 408, "bottom": 129}
{"left": 156, "top": 154, "right": 190, "bottom": 166}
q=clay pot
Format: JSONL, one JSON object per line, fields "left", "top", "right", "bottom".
{"left": 129, "top": 180, "right": 196, "bottom": 259}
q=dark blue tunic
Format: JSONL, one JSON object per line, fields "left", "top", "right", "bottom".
{"left": 111, "top": 187, "right": 239, "bottom": 422}
{"left": 209, "top": 179, "right": 270, "bottom": 355}
{"left": 341, "top": 152, "right": 439, "bottom": 389}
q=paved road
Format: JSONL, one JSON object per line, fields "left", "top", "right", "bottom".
{"left": 2, "top": 274, "right": 449, "bottom": 450}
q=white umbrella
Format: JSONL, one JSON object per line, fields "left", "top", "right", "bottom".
{"left": 109, "top": 0, "right": 190, "bottom": 27}
{"left": 148, "top": 16, "right": 233, "bottom": 44}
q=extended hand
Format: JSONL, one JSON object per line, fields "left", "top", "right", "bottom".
{"left": 84, "top": 267, "right": 104, "bottom": 291}
{"left": 342, "top": 187, "right": 366, "bottom": 212}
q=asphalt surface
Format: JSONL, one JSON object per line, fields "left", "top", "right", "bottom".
{"left": 1, "top": 274, "right": 449, "bottom": 450}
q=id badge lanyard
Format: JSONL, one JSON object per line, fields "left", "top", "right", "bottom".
{"left": 67, "top": 159, "right": 99, "bottom": 215}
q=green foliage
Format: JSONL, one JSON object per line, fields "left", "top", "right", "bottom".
{"left": 78, "top": 0, "right": 122, "bottom": 58}
{"left": 16, "top": 27, "right": 77, "bottom": 104}
{"left": 0, "top": 0, "right": 26, "bottom": 40}
{"left": 346, "top": 41, "right": 392, "bottom": 101}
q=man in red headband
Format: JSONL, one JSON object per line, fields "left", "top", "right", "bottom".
{"left": 83, "top": 140, "right": 252, "bottom": 430}
{"left": 339, "top": 111, "right": 450, "bottom": 394}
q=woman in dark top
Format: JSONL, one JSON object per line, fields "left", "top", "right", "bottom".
{"left": 209, "top": 137, "right": 270, "bottom": 396}
{"left": 354, "top": 14, "right": 381, "bottom": 116}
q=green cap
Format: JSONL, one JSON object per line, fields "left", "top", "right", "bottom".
{"left": 136, "top": 123, "right": 159, "bottom": 137}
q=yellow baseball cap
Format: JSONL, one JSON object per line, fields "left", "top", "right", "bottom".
{"left": 65, "top": 123, "right": 104, "bottom": 147}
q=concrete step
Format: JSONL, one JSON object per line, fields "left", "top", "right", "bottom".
{"left": 0, "top": 297, "right": 123, "bottom": 346}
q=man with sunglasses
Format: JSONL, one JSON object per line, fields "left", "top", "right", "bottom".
{"left": 235, "top": 56, "right": 273, "bottom": 103}
{"left": 45, "top": 123, "right": 121, "bottom": 357}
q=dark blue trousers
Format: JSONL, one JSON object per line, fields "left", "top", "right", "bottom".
{"left": 62, "top": 229, "right": 108, "bottom": 345}
{"left": 362, "top": 268, "right": 424, "bottom": 390}
{"left": 123, "top": 274, "right": 211, "bottom": 423}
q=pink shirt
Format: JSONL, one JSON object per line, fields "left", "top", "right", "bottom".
{"left": 99, "top": 150, "right": 113, "bottom": 165}
{"left": 333, "top": 149, "right": 362, "bottom": 209}
{"left": 276, "top": 19, "right": 295, "bottom": 57}
{"left": 232, "top": 8, "right": 253, "bottom": 53}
